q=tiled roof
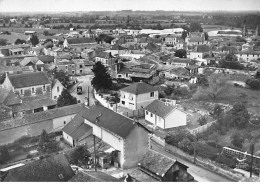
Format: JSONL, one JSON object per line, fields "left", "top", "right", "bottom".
{"left": 21, "top": 98, "right": 57, "bottom": 111}
{"left": 189, "top": 37, "right": 204, "bottom": 43}
{"left": 169, "top": 67, "right": 189, "bottom": 76}
{"left": 67, "top": 38, "right": 96, "bottom": 45}
{"left": 96, "top": 51, "right": 111, "bottom": 59}
{"left": 69, "top": 171, "right": 121, "bottom": 182}
{"left": 0, "top": 87, "right": 10, "bottom": 104}
{"left": 111, "top": 44, "right": 126, "bottom": 50}
{"left": 197, "top": 45, "right": 211, "bottom": 52}
{"left": 0, "top": 103, "right": 84, "bottom": 131}
{"left": 38, "top": 55, "right": 55, "bottom": 63}
{"left": 138, "top": 150, "right": 176, "bottom": 177}
{"left": 129, "top": 168, "right": 158, "bottom": 182}
{"left": 120, "top": 82, "right": 157, "bottom": 95}
{"left": 82, "top": 104, "right": 136, "bottom": 139}
{"left": 145, "top": 100, "right": 176, "bottom": 118}
{"left": 8, "top": 72, "right": 51, "bottom": 88}
{"left": 0, "top": 44, "right": 30, "bottom": 50}
{"left": 145, "top": 42, "right": 160, "bottom": 52}
{"left": 4, "top": 154, "right": 74, "bottom": 182}
{"left": 62, "top": 107, "right": 90, "bottom": 139}
{"left": 3, "top": 90, "right": 22, "bottom": 106}
{"left": 20, "top": 57, "right": 38, "bottom": 66}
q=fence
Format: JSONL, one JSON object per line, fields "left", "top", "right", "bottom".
{"left": 149, "top": 133, "right": 165, "bottom": 147}
{"left": 189, "top": 120, "right": 217, "bottom": 135}
{"left": 93, "top": 90, "right": 117, "bottom": 111}
{"left": 122, "top": 108, "right": 145, "bottom": 118}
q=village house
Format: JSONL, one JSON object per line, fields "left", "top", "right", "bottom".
{"left": 185, "top": 36, "right": 205, "bottom": 46}
{"left": 144, "top": 99, "right": 187, "bottom": 129}
{"left": 3, "top": 154, "right": 75, "bottom": 182}
{"left": 168, "top": 58, "right": 192, "bottom": 67}
{"left": 189, "top": 44, "right": 212, "bottom": 60}
{"left": 95, "top": 51, "right": 115, "bottom": 67}
{"left": 0, "top": 103, "right": 84, "bottom": 145}
{"left": 129, "top": 150, "right": 194, "bottom": 182}
{"left": 81, "top": 49, "right": 96, "bottom": 60}
{"left": 163, "top": 67, "right": 190, "bottom": 81}
{"left": 63, "top": 37, "right": 97, "bottom": 49}
{"left": 56, "top": 60, "right": 76, "bottom": 76}
{"left": 78, "top": 104, "right": 150, "bottom": 169}
{"left": 236, "top": 50, "right": 260, "bottom": 62}
{"left": 128, "top": 63, "right": 157, "bottom": 84}
{"left": 0, "top": 44, "right": 30, "bottom": 57}
{"left": 51, "top": 79, "right": 65, "bottom": 101}
{"left": 119, "top": 82, "right": 158, "bottom": 110}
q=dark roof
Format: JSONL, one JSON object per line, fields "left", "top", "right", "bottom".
{"left": 138, "top": 150, "right": 177, "bottom": 177}
{"left": 62, "top": 107, "right": 92, "bottom": 140}
{"left": 145, "top": 42, "right": 160, "bottom": 52}
{"left": 38, "top": 55, "right": 55, "bottom": 63}
{"left": 8, "top": 72, "right": 51, "bottom": 88}
{"left": 3, "top": 90, "right": 22, "bottom": 106}
{"left": 0, "top": 87, "right": 10, "bottom": 104}
{"left": 129, "top": 168, "right": 158, "bottom": 182}
{"left": 197, "top": 45, "right": 211, "bottom": 52}
{"left": 4, "top": 154, "right": 74, "bottom": 182}
{"left": 120, "top": 82, "right": 157, "bottom": 95}
{"left": 69, "top": 171, "right": 121, "bottom": 182}
{"left": 189, "top": 37, "right": 204, "bottom": 43}
{"left": 145, "top": 100, "right": 176, "bottom": 118}
{"left": 67, "top": 38, "right": 96, "bottom": 45}
{"left": 111, "top": 44, "right": 126, "bottom": 50}
{"left": 82, "top": 104, "right": 136, "bottom": 139}
{"left": 21, "top": 98, "right": 57, "bottom": 111}
{"left": 96, "top": 51, "right": 112, "bottom": 59}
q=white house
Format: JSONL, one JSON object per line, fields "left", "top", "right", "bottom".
{"left": 51, "top": 79, "right": 65, "bottom": 101}
{"left": 119, "top": 82, "right": 159, "bottom": 110}
{"left": 79, "top": 104, "right": 150, "bottom": 169}
{"left": 236, "top": 51, "right": 260, "bottom": 62}
{"left": 144, "top": 99, "right": 187, "bottom": 129}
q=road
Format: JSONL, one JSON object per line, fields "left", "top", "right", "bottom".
{"left": 70, "top": 75, "right": 95, "bottom": 106}
{"left": 150, "top": 140, "right": 234, "bottom": 182}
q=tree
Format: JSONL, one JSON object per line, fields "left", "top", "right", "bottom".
{"left": 204, "top": 32, "right": 209, "bottom": 40}
{"left": 30, "top": 34, "right": 39, "bottom": 46}
{"left": 38, "top": 129, "right": 49, "bottom": 150}
{"left": 164, "top": 85, "right": 174, "bottom": 96}
{"left": 246, "top": 78, "right": 260, "bottom": 90}
{"left": 197, "top": 75, "right": 209, "bottom": 86}
{"left": 197, "top": 115, "right": 208, "bottom": 126}
{"left": 53, "top": 69, "right": 71, "bottom": 89}
{"left": 208, "top": 131, "right": 221, "bottom": 148}
{"left": 174, "top": 49, "right": 187, "bottom": 58}
{"left": 190, "top": 22, "right": 203, "bottom": 32}
{"left": 211, "top": 104, "right": 224, "bottom": 120}
{"left": 95, "top": 34, "right": 114, "bottom": 44}
{"left": 69, "top": 146, "right": 91, "bottom": 165}
{"left": 0, "top": 146, "right": 10, "bottom": 164}
{"left": 91, "top": 61, "right": 112, "bottom": 91}
{"left": 219, "top": 60, "right": 243, "bottom": 70}
{"left": 0, "top": 39, "right": 7, "bottom": 46}
{"left": 227, "top": 102, "right": 250, "bottom": 129}
{"left": 181, "top": 31, "right": 188, "bottom": 40}
{"left": 231, "top": 132, "right": 244, "bottom": 148}
{"left": 57, "top": 89, "right": 77, "bottom": 107}
{"left": 236, "top": 36, "right": 246, "bottom": 43}
{"left": 195, "top": 74, "right": 230, "bottom": 100}
{"left": 14, "top": 39, "right": 26, "bottom": 45}
{"left": 43, "top": 30, "right": 49, "bottom": 36}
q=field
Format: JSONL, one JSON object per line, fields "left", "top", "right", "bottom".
{"left": 202, "top": 24, "right": 241, "bottom": 32}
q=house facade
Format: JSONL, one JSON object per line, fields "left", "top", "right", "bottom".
{"left": 52, "top": 79, "right": 65, "bottom": 101}
{"left": 144, "top": 100, "right": 187, "bottom": 129}
{"left": 81, "top": 104, "right": 150, "bottom": 169}
{"left": 119, "top": 82, "right": 158, "bottom": 110}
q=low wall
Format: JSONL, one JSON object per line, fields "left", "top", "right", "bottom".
{"left": 164, "top": 143, "right": 244, "bottom": 182}
{"left": 93, "top": 90, "right": 117, "bottom": 111}
{"left": 189, "top": 120, "right": 217, "bottom": 135}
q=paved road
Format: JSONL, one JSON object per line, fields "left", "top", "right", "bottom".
{"left": 150, "top": 140, "right": 234, "bottom": 182}
{"left": 70, "top": 75, "right": 95, "bottom": 106}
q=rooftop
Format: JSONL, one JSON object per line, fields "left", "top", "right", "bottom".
{"left": 120, "top": 82, "right": 157, "bottom": 95}
{"left": 145, "top": 100, "right": 177, "bottom": 118}
{"left": 69, "top": 171, "right": 121, "bottom": 182}
{"left": 8, "top": 72, "right": 51, "bottom": 88}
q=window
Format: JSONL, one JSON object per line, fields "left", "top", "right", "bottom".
{"left": 118, "top": 75, "right": 122, "bottom": 78}
{"left": 65, "top": 65, "right": 68, "bottom": 69}
{"left": 20, "top": 89, "right": 23, "bottom": 95}
{"left": 121, "top": 101, "right": 125, "bottom": 105}
{"left": 150, "top": 113, "right": 153, "bottom": 117}
{"left": 57, "top": 86, "right": 59, "bottom": 92}
{"left": 54, "top": 96, "right": 57, "bottom": 99}
{"left": 64, "top": 121, "right": 66, "bottom": 125}
{"left": 32, "top": 87, "right": 35, "bottom": 93}
{"left": 72, "top": 70, "right": 75, "bottom": 74}
{"left": 43, "top": 85, "right": 46, "bottom": 91}
{"left": 146, "top": 111, "right": 148, "bottom": 115}
{"left": 150, "top": 92, "right": 154, "bottom": 97}
{"left": 126, "top": 73, "right": 128, "bottom": 77}
{"left": 79, "top": 64, "right": 83, "bottom": 68}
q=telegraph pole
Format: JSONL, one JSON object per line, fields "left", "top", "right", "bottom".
{"left": 93, "top": 134, "right": 97, "bottom": 171}
{"left": 87, "top": 86, "right": 90, "bottom": 106}
{"left": 250, "top": 144, "right": 255, "bottom": 178}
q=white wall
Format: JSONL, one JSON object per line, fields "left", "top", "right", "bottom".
{"left": 120, "top": 91, "right": 136, "bottom": 110}
{"left": 236, "top": 53, "right": 260, "bottom": 62}
{"left": 52, "top": 81, "right": 64, "bottom": 100}
{"left": 136, "top": 91, "right": 159, "bottom": 109}
{"left": 53, "top": 114, "right": 76, "bottom": 132}
{"left": 165, "top": 109, "right": 186, "bottom": 129}
{"left": 145, "top": 110, "right": 165, "bottom": 129}
{"left": 63, "top": 131, "right": 74, "bottom": 146}
{"left": 190, "top": 52, "right": 203, "bottom": 60}
{"left": 84, "top": 119, "right": 125, "bottom": 167}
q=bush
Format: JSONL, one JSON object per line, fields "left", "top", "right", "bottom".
{"left": 44, "top": 141, "right": 61, "bottom": 153}
{"left": 215, "top": 155, "right": 237, "bottom": 168}
{"left": 178, "top": 138, "right": 194, "bottom": 155}
{"left": 27, "top": 154, "right": 32, "bottom": 158}
{"left": 246, "top": 78, "right": 260, "bottom": 90}
{"left": 196, "top": 144, "right": 219, "bottom": 160}
{"left": 231, "top": 132, "right": 244, "bottom": 148}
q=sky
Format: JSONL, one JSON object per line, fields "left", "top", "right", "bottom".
{"left": 0, "top": 0, "right": 259, "bottom": 12}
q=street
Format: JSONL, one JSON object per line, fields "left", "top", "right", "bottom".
{"left": 70, "top": 75, "right": 95, "bottom": 106}
{"left": 150, "top": 140, "right": 234, "bottom": 182}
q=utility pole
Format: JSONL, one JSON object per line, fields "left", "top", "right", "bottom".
{"left": 250, "top": 144, "right": 254, "bottom": 178}
{"left": 193, "top": 134, "right": 197, "bottom": 164}
{"left": 93, "top": 134, "right": 97, "bottom": 171}
{"left": 87, "top": 86, "right": 90, "bottom": 106}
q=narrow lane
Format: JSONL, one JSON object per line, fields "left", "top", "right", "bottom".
{"left": 150, "top": 141, "right": 234, "bottom": 182}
